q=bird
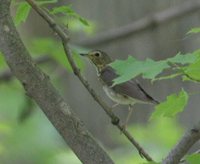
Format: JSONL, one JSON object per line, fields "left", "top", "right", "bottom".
{"left": 80, "top": 50, "right": 159, "bottom": 127}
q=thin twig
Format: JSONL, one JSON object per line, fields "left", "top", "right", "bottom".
{"left": 76, "top": 1, "right": 200, "bottom": 47}
{"left": 25, "top": 0, "right": 154, "bottom": 161}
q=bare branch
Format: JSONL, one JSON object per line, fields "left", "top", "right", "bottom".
{"left": 77, "top": 1, "right": 200, "bottom": 47}
{"left": 25, "top": 0, "right": 154, "bottom": 161}
{"left": 163, "top": 121, "right": 200, "bottom": 164}
{"left": 0, "top": 1, "right": 114, "bottom": 163}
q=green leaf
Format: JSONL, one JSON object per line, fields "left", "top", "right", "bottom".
{"left": 186, "top": 154, "right": 200, "bottom": 164}
{"left": 14, "top": 2, "right": 31, "bottom": 26}
{"left": 64, "top": 18, "right": 96, "bottom": 34}
{"left": 184, "top": 58, "right": 200, "bottom": 81}
{"left": 78, "top": 17, "right": 89, "bottom": 26}
{"left": 167, "top": 51, "right": 200, "bottom": 64}
{"left": 110, "top": 56, "right": 169, "bottom": 85}
{"left": 50, "top": 5, "right": 89, "bottom": 26}
{"left": 141, "top": 59, "right": 169, "bottom": 79}
{"left": 187, "top": 27, "right": 200, "bottom": 34}
{"left": 29, "top": 38, "right": 85, "bottom": 71}
{"left": 50, "top": 5, "right": 74, "bottom": 15}
{"left": 150, "top": 89, "right": 188, "bottom": 119}
{"left": 110, "top": 50, "right": 200, "bottom": 85}
{"left": 110, "top": 56, "right": 140, "bottom": 85}
{"left": 29, "top": 38, "right": 71, "bottom": 70}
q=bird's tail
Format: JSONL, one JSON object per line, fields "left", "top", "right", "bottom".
{"left": 136, "top": 83, "right": 160, "bottom": 105}
{"left": 152, "top": 98, "right": 160, "bottom": 105}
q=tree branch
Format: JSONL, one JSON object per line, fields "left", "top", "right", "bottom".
{"left": 0, "top": 55, "right": 51, "bottom": 83}
{"left": 25, "top": 0, "right": 154, "bottom": 161}
{"left": 76, "top": 1, "right": 200, "bottom": 47}
{"left": 0, "top": 1, "right": 114, "bottom": 163}
{"left": 163, "top": 121, "right": 200, "bottom": 164}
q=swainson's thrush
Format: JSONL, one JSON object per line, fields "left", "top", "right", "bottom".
{"left": 80, "top": 50, "right": 159, "bottom": 125}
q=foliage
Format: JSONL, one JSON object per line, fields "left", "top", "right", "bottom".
{"left": 183, "top": 57, "right": 200, "bottom": 81}
{"left": 110, "top": 56, "right": 169, "bottom": 85}
{"left": 110, "top": 50, "right": 200, "bottom": 85}
{"left": 62, "top": 18, "right": 96, "bottom": 35}
{"left": 28, "top": 37, "right": 85, "bottom": 71}
{"left": 13, "top": 0, "right": 89, "bottom": 27}
{"left": 14, "top": 1, "right": 31, "bottom": 26}
{"left": 150, "top": 89, "right": 188, "bottom": 119}
{"left": 49, "top": 5, "right": 89, "bottom": 26}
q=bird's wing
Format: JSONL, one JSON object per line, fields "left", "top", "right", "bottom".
{"left": 100, "top": 66, "right": 159, "bottom": 104}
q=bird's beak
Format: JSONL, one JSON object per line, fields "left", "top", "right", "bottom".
{"left": 80, "top": 53, "right": 88, "bottom": 57}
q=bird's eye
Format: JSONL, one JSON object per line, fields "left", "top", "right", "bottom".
{"left": 94, "top": 52, "right": 100, "bottom": 57}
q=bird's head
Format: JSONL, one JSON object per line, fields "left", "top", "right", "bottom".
{"left": 80, "top": 50, "right": 112, "bottom": 71}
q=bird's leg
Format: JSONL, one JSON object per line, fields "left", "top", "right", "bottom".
{"left": 122, "top": 105, "right": 133, "bottom": 130}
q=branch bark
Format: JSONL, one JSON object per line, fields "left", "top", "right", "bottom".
{"left": 0, "top": 55, "right": 51, "bottom": 82}
{"left": 0, "top": 1, "right": 114, "bottom": 163}
{"left": 25, "top": 0, "right": 154, "bottom": 162}
{"left": 76, "top": 1, "right": 200, "bottom": 47}
{"left": 163, "top": 121, "right": 200, "bottom": 164}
